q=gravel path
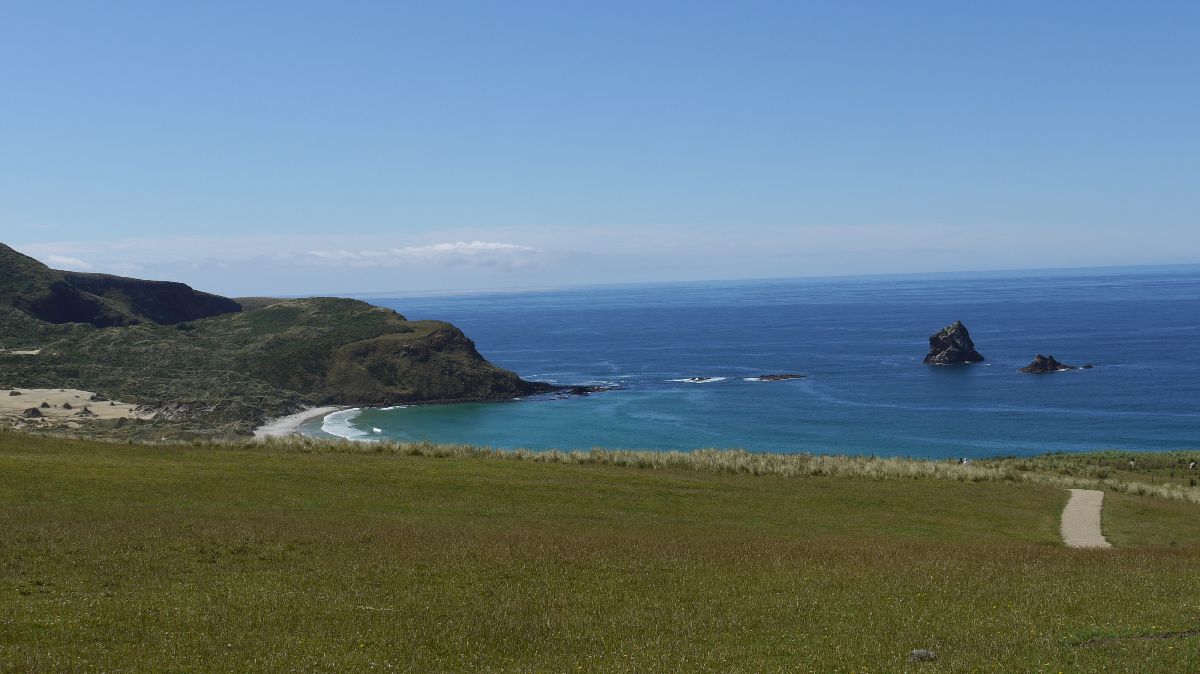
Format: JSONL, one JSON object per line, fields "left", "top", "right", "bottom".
{"left": 1061, "top": 489, "right": 1112, "bottom": 549}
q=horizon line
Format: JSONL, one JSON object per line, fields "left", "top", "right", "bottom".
{"left": 275, "top": 260, "right": 1200, "bottom": 301}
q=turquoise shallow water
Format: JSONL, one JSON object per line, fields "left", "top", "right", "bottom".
{"left": 303, "top": 267, "right": 1200, "bottom": 458}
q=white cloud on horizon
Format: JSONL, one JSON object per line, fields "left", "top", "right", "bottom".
{"left": 11, "top": 223, "right": 1199, "bottom": 297}
{"left": 307, "top": 241, "right": 541, "bottom": 268}
{"left": 44, "top": 254, "right": 94, "bottom": 271}
{"left": 14, "top": 235, "right": 552, "bottom": 295}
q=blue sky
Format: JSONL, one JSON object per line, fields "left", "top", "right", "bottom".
{"left": 3, "top": 1, "right": 1197, "bottom": 295}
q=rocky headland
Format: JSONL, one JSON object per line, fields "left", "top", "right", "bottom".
{"left": 0, "top": 243, "right": 554, "bottom": 439}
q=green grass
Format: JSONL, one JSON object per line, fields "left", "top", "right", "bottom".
{"left": 2, "top": 431, "right": 1199, "bottom": 672}
{"left": 1103, "top": 492, "right": 1200, "bottom": 548}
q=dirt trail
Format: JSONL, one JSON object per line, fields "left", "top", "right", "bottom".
{"left": 1061, "top": 489, "right": 1112, "bottom": 549}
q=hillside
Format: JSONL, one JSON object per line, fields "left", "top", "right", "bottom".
{"left": 0, "top": 244, "right": 551, "bottom": 437}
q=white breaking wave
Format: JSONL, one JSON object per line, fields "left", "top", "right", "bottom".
{"left": 668, "top": 377, "right": 729, "bottom": 384}
{"left": 321, "top": 408, "right": 371, "bottom": 440}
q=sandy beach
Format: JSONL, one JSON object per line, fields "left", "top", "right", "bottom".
{"left": 0, "top": 388, "right": 152, "bottom": 429}
{"left": 253, "top": 406, "right": 343, "bottom": 439}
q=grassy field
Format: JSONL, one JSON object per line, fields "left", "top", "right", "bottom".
{"left": 2, "top": 431, "right": 1199, "bottom": 672}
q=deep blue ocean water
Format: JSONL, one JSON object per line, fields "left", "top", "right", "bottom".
{"left": 304, "top": 267, "right": 1200, "bottom": 459}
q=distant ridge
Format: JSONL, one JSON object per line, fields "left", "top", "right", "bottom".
{"left": 0, "top": 243, "right": 239, "bottom": 327}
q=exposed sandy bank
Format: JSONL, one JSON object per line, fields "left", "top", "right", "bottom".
{"left": 0, "top": 388, "right": 152, "bottom": 429}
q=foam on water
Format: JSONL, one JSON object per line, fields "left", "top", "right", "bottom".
{"left": 321, "top": 408, "right": 370, "bottom": 440}
{"left": 668, "top": 377, "right": 729, "bottom": 384}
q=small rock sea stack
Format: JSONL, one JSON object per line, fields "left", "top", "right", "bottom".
{"left": 923, "top": 320, "right": 985, "bottom": 365}
{"left": 1019, "top": 354, "right": 1074, "bottom": 373}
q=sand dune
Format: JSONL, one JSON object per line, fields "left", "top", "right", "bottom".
{"left": 0, "top": 388, "right": 151, "bottom": 426}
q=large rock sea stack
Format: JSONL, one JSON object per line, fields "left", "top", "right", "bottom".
{"left": 923, "top": 321, "right": 985, "bottom": 364}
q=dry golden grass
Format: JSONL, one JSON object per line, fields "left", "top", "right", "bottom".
{"left": 245, "top": 434, "right": 1200, "bottom": 504}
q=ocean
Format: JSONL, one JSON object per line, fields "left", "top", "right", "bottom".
{"left": 303, "top": 266, "right": 1200, "bottom": 459}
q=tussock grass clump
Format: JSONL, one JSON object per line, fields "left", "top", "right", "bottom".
{"left": 19, "top": 427, "right": 1200, "bottom": 503}
{"left": 256, "top": 434, "right": 1012, "bottom": 479}
{"left": 242, "top": 434, "right": 1200, "bottom": 505}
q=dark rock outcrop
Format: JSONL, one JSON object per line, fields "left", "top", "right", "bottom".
{"left": 7, "top": 390, "right": 20, "bottom": 396}
{"left": 21, "top": 407, "right": 42, "bottom": 418}
{"left": 753, "top": 374, "right": 805, "bottom": 381}
{"left": 1019, "top": 355, "right": 1075, "bottom": 373}
{"left": 75, "top": 406, "right": 96, "bottom": 417}
{"left": 923, "top": 321, "right": 985, "bottom": 364}
{"left": 40, "top": 401, "right": 50, "bottom": 408}
{"left": 909, "top": 649, "right": 937, "bottom": 663}
{"left": 561, "top": 385, "right": 620, "bottom": 396}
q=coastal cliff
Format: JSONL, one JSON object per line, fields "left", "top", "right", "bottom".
{"left": 0, "top": 243, "right": 551, "bottom": 438}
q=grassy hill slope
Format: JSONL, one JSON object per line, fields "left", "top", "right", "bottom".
{"left": 0, "top": 431, "right": 1197, "bottom": 671}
